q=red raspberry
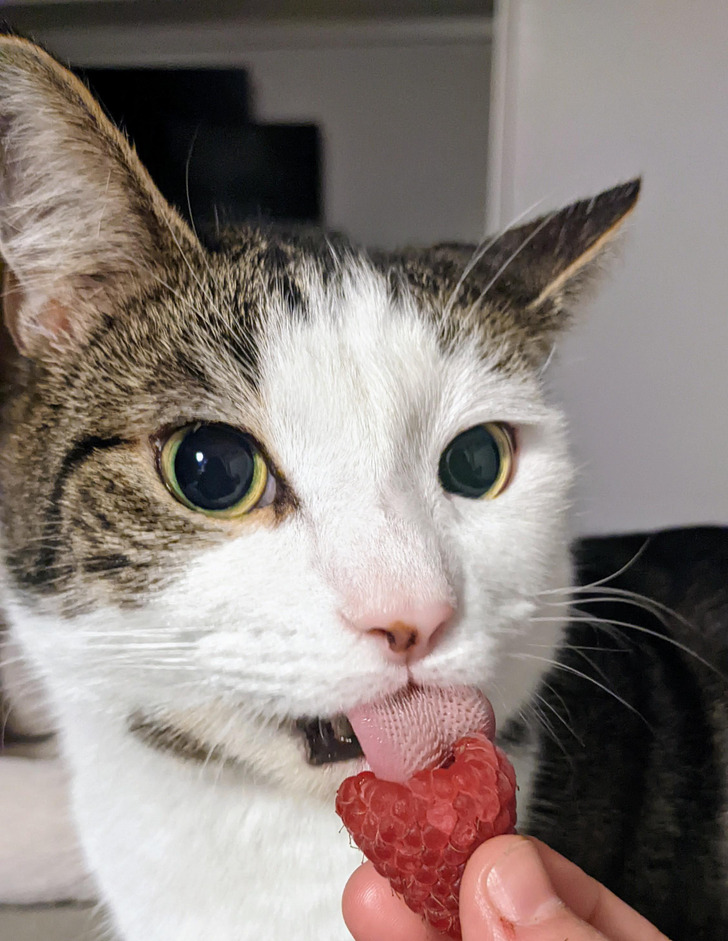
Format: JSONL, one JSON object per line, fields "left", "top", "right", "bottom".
{"left": 336, "top": 733, "right": 516, "bottom": 940}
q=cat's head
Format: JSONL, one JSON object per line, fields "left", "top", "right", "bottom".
{"left": 0, "top": 37, "right": 638, "bottom": 797}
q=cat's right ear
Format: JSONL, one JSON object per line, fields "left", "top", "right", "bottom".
{"left": 0, "top": 36, "right": 199, "bottom": 358}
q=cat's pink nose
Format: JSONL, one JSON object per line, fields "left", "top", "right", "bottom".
{"left": 349, "top": 601, "right": 454, "bottom": 662}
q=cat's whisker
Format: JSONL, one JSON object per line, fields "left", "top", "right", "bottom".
{"left": 0, "top": 652, "right": 44, "bottom": 670}
{"left": 538, "top": 342, "right": 557, "bottom": 376}
{"left": 542, "top": 584, "right": 699, "bottom": 636}
{"left": 78, "top": 643, "right": 198, "bottom": 651}
{"left": 158, "top": 210, "right": 228, "bottom": 327}
{"left": 70, "top": 656, "right": 191, "bottom": 671}
{"left": 184, "top": 125, "right": 202, "bottom": 245}
{"left": 476, "top": 676, "right": 508, "bottom": 722}
{"left": 539, "top": 539, "right": 652, "bottom": 595}
{"left": 141, "top": 255, "right": 260, "bottom": 391}
{"left": 109, "top": 659, "right": 200, "bottom": 668}
{"left": 70, "top": 638, "right": 198, "bottom": 656}
{"left": 521, "top": 700, "right": 563, "bottom": 753}
{"left": 530, "top": 689, "right": 583, "bottom": 749}
{"left": 574, "top": 585, "right": 699, "bottom": 633}
{"left": 539, "top": 544, "right": 653, "bottom": 605}
{"left": 524, "top": 641, "right": 627, "bottom": 653}
{"left": 441, "top": 198, "right": 547, "bottom": 321}
{"left": 461, "top": 210, "right": 558, "bottom": 334}
{"left": 507, "top": 651, "right": 651, "bottom": 728}
{"left": 538, "top": 677, "right": 577, "bottom": 733}
{"left": 72, "top": 644, "right": 199, "bottom": 652}
{"left": 569, "top": 644, "right": 616, "bottom": 689}
{"left": 532, "top": 612, "right": 727, "bottom": 681}
{"left": 13, "top": 635, "right": 199, "bottom": 649}
{"left": 541, "top": 588, "right": 675, "bottom": 633}
{"left": 324, "top": 235, "right": 346, "bottom": 271}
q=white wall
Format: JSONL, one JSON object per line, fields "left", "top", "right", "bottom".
{"left": 489, "top": 0, "right": 728, "bottom": 534}
{"left": 241, "top": 40, "right": 491, "bottom": 249}
{"left": 28, "top": 18, "right": 492, "bottom": 250}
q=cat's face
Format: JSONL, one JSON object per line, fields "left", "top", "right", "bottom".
{"left": 0, "top": 37, "right": 638, "bottom": 799}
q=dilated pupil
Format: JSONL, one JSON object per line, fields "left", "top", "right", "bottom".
{"left": 439, "top": 426, "right": 502, "bottom": 498}
{"left": 174, "top": 426, "right": 255, "bottom": 511}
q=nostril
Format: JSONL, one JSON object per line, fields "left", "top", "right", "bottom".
{"left": 347, "top": 600, "right": 455, "bottom": 660}
{"left": 371, "top": 622, "right": 418, "bottom": 654}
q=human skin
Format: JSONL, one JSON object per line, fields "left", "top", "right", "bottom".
{"left": 342, "top": 835, "right": 669, "bottom": 941}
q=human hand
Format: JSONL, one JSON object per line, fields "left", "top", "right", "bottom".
{"left": 342, "top": 834, "right": 670, "bottom": 941}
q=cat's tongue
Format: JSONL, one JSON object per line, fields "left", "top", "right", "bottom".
{"left": 347, "top": 685, "right": 495, "bottom": 784}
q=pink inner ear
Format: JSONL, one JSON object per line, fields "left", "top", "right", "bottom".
{"left": 39, "top": 298, "right": 74, "bottom": 342}
{"left": 2, "top": 265, "right": 74, "bottom": 355}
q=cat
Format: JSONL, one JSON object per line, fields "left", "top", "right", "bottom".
{"left": 0, "top": 34, "right": 726, "bottom": 941}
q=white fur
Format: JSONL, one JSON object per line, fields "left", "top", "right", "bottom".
{"left": 3, "top": 265, "right": 574, "bottom": 938}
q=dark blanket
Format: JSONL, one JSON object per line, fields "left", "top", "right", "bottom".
{"left": 528, "top": 527, "right": 728, "bottom": 940}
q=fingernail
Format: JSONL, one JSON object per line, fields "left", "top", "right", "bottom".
{"left": 484, "top": 839, "right": 563, "bottom": 925}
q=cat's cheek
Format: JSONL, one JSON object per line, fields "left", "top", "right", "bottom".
{"left": 151, "top": 527, "right": 405, "bottom": 706}
{"left": 418, "top": 418, "right": 573, "bottom": 716}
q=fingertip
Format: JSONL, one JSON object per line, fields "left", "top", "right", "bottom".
{"left": 460, "top": 836, "right": 564, "bottom": 938}
{"left": 341, "top": 862, "right": 385, "bottom": 938}
{"left": 461, "top": 834, "right": 531, "bottom": 897}
{"left": 342, "top": 862, "right": 437, "bottom": 941}
{"left": 458, "top": 836, "right": 527, "bottom": 940}
{"left": 461, "top": 836, "right": 669, "bottom": 941}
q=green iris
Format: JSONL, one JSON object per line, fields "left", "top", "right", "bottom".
{"left": 160, "top": 423, "right": 268, "bottom": 518}
{"left": 439, "top": 423, "right": 514, "bottom": 500}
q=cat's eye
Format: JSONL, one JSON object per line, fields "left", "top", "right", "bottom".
{"left": 439, "top": 423, "right": 515, "bottom": 500}
{"left": 159, "top": 423, "right": 271, "bottom": 518}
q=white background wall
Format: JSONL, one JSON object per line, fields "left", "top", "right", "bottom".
{"left": 489, "top": 0, "right": 728, "bottom": 534}
{"left": 31, "top": 17, "right": 492, "bottom": 250}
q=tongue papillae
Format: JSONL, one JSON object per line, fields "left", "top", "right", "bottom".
{"left": 346, "top": 685, "right": 495, "bottom": 784}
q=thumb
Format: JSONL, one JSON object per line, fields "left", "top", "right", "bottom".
{"left": 460, "top": 836, "right": 604, "bottom": 941}
{"left": 460, "top": 835, "right": 670, "bottom": 941}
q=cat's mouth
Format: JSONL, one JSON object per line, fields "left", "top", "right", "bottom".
{"left": 297, "top": 685, "right": 496, "bottom": 781}
{"left": 295, "top": 714, "right": 364, "bottom": 766}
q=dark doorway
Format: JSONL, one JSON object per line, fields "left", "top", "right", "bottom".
{"left": 80, "top": 67, "right": 323, "bottom": 237}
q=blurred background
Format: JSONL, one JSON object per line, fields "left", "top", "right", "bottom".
{"left": 2, "top": 0, "right": 727, "bottom": 541}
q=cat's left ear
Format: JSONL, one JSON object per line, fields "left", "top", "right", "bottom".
{"left": 0, "top": 36, "right": 200, "bottom": 358}
{"left": 415, "top": 180, "right": 640, "bottom": 363}
{"left": 486, "top": 179, "right": 641, "bottom": 314}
